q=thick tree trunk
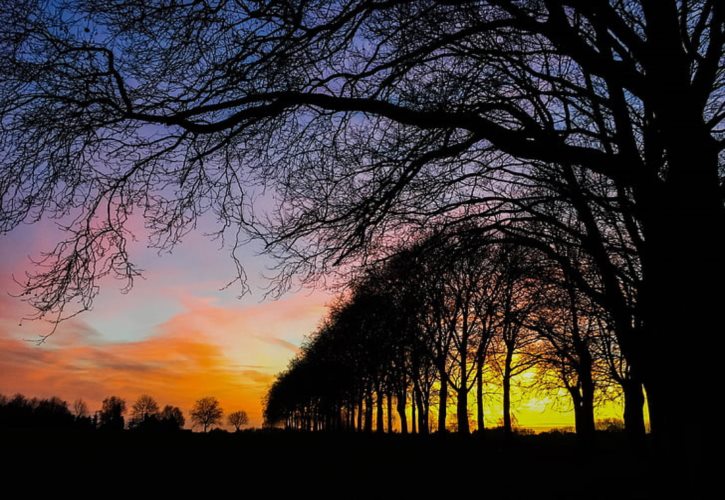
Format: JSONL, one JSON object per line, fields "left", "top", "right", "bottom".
{"left": 637, "top": 138, "right": 725, "bottom": 479}
{"left": 437, "top": 376, "right": 448, "bottom": 433}
{"left": 364, "top": 392, "right": 373, "bottom": 433}
{"left": 636, "top": 7, "right": 725, "bottom": 491}
{"left": 569, "top": 385, "right": 595, "bottom": 444}
{"left": 456, "top": 388, "right": 469, "bottom": 435}
{"left": 579, "top": 381, "right": 595, "bottom": 441}
{"left": 577, "top": 357, "right": 596, "bottom": 443}
{"left": 622, "top": 378, "right": 646, "bottom": 445}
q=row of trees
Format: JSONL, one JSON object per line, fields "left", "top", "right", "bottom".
{"left": 0, "top": 393, "right": 248, "bottom": 432}
{"left": 265, "top": 233, "right": 644, "bottom": 443}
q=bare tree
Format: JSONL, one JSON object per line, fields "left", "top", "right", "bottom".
{"left": 228, "top": 410, "right": 249, "bottom": 432}
{"left": 490, "top": 247, "right": 540, "bottom": 438}
{"left": 72, "top": 398, "right": 88, "bottom": 419}
{"left": 190, "top": 397, "right": 223, "bottom": 433}
{"left": 528, "top": 279, "right": 602, "bottom": 442}
{"left": 129, "top": 394, "right": 160, "bottom": 428}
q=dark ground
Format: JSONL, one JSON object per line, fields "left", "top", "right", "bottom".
{"left": 2, "top": 430, "right": 658, "bottom": 498}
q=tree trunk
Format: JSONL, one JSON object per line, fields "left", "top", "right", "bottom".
{"left": 376, "top": 388, "right": 384, "bottom": 433}
{"left": 476, "top": 361, "right": 484, "bottom": 433}
{"left": 437, "top": 376, "right": 447, "bottom": 433}
{"left": 364, "top": 392, "right": 373, "bottom": 433}
{"left": 357, "top": 398, "right": 363, "bottom": 432}
{"left": 386, "top": 391, "right": 393, "bottom": 433}
{"left": 569, "top": 384, "right": 595, "bottom": 444}
{"left": 636, "top": 138, "right": 725, "bottom": 485}
{"left": 579, "top": 381, "right": 595, "bottom": 442}
{"left": 397, "top": 389, "right": 408, "bottom": 435}
{"left": 456, "top": 387, "right": 469, "bottom": 435}
{"left": 576, "top": 357, "right": 596, "bottom": 443}
{"left": 416, "top": 388, "right": 429, "bottom": 435}
{"left": 635, "top": 8, "right": 725, "bottom": 490}
{"left": 622, "top": 377, "right": 646, "bottom": 445}
{"left": 411, "top": 387, "right": 417, "bottom": 434}
{"left": 502, "top": 347, "right": 514, "bottom": 437}
{"left": 570, "top": 389, "right": 582, "bottom": 433}
{"left": 457, "top": 320, "right": 470, "bottom": 434}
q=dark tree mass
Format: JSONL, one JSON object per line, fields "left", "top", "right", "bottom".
{"left": 0, "top": 0, "right": 723, "bottom": 493}
{"left": 0, "top": 393, "right": 185, "bottom": 432}
{"left": 264, "top": 235, "right": 638, "bottom": 442}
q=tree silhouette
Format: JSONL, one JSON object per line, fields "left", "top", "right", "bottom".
{"left": 228, "top": 411, "right": 249, "bottom": 432}
{"left": 190, "top": 397, "right": 223, "bottom": 433}
{"left": 159, "top": 405, "right": 185, "bottom": 431}
{"left": 1, "top": 1, "right": 722, "bottom": 470}
{"left": 595, "top": 320, "right": 646, "bottom": 445}
{"left": 98, "top": 396, "right": 126, "bottom": 431}
{"left": 129, "top": 395, "right": 160, "bottom": 429}
{"left": 72, "top": 399, "right": 89, "bottom": 419}
{"left": 0, "top": 394, "right": 76, "bottom": 429}
{"left": 528, "top": 276, "right": 602, "bottom": 442}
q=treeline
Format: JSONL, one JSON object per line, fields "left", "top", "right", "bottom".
{"left": 264, "top": 233, "right": 644, "bottom": 443}
{"left": 0, "top": 393, "right": 184, "bottom": 432}
{"left": 0, "top": 393, "right": 249, "bottom": 433}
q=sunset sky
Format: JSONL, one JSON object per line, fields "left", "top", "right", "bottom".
{"left": 0, "top": 216, "right": 333, "bottom": 428}
{"left": 0, "top": 217, "right": 625, "bottom": 430}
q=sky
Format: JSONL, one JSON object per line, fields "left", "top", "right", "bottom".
{"left": 0, "top": 217, "right": 627, "bottom": 431}
{"left": 0, "top": 217, "right": 333, "bottom": 428}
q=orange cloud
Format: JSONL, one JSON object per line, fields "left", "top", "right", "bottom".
{"left": 0, "top": 291, "right": 332, "bottom": 428}
{"left": 0, "top": 328, "right": 270, "bottom": 428}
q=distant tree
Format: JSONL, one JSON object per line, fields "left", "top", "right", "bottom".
{"left": 159, "top": 405, "right": 185, "bottom": 431}
{"left": 2, "top": 394, "right": 32, "bottom": 428}
{"left": 190, "top": 397, "right": 223, "bottom": 432}
{"left": 72, "top": 399, "right": 89, "bottom": 418}
{"left": 0, "top": 394, "right": 77, "bottom": 429}
{"left": 129, "top": 395, "right": 160, "bottom": 428}
{"left": 33, "top": 397, "right": 75, "bottom": 428}
{"left": 99, "top": 396, "right": 126, "bottom": 431}
{"left": 228, "top": 411, "right": 249, "bottom": 432}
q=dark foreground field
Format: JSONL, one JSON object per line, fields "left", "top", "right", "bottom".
{"left": 2, "top": 430, "right": 664, "bottom": 498}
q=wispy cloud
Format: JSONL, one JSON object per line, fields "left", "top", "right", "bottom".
{"left": 255, "top": 336, "right": 300, "bottom": 353}
{"left": 0, "top": 288, "right": 331, "bottom": 427}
